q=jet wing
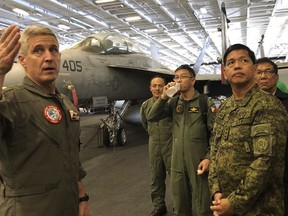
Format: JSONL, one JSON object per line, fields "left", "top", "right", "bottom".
{"left": 107, "top": 64, "right": 174, "bottom": 76}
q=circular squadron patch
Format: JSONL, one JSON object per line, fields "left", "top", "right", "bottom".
{"left": 44, "top": 105, "right": 62, "bottom": 124}
{"left": 176, "top": 104, "right": 183, "bottom": 113}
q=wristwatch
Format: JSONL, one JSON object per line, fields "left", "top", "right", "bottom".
{"left": 79, "top": 193, "right": 89, "bottom": 203}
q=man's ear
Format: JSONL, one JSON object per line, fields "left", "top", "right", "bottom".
{"left": 223, "top": 67, "right": 228, "bottom": 79}
{"left": 18, "top": 55, "right": 27, "bottom": 68}
{"left": 276, "top": 74, "right": 279, "bottom": 82}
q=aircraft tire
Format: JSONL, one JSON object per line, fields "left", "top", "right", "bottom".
{"left": 102, "top": 127, "right": 113, "bottom": 147}
{"left": 117, "top": 127, "right": 127, "bottom": 146}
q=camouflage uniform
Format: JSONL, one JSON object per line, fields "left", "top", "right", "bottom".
{"left": 0, "top": 77, "right": 86, "bottom": 216}
{"left": 148, "top": 91, "right": 215, "bottom": 216}
{"left": 209, "top": 86, "right": 288, "bottom": 215}
{"left": 141, "top": 97, "right": 173, "bottom": 210}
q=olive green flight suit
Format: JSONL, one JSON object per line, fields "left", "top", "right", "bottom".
{"left": 0, "top": 77, "right": 86, "bottom": 216}
{"left": 148, "top": 91, "right": 215, "bottom": 216}
{"left": 141, "top": 97, "right": 173, "bottom": 209}
{"left": 209, "top": 86, "right": 288, "bottom": 215}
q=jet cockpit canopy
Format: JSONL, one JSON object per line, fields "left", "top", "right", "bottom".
{"left": 68, "top": 32, "right": 143, "bottom": 54}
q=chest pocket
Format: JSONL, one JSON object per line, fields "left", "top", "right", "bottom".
{"left": 215, "top": 110, "right": 252, "bottom": 142}
{"left": 229, "top": 117, "right": 251, "bottom": 142}
{"left": 214, "top": 113, "right": 225, "bottom": 140}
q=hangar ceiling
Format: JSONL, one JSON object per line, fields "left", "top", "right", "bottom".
{"left": 0, "top": 0, "right": 287, "bottom": 74}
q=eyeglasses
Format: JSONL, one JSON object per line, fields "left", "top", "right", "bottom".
{"left": 256, "top": 70, "right": 275, "bottom": 77}
{"left": 173, "top": 75, "right": 194, "bottom": 81}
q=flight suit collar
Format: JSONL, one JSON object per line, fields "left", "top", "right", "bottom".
{"left": 179, "top": 90, "right": 200, "bottom": 102}
{"left": 22, "top": 76, "right": 60, "bottom": 98}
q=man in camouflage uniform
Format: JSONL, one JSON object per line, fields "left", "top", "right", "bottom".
{"left": 141, "top": 76, "right": 173, "bottom": 216}
{"left": 209, "top": 44, "right": 288, "bottom": 215}
{"left": 148, "top": 65, "right": 216, "bottom": 216}
{"left": 255, "top": 57, "right": 288, "bottom": 215}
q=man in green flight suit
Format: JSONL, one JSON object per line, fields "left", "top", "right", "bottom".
{"left": 147, "top": 64, "right": 216, "bottom": 216}
{"left": 141, "top": 76, "right": 173, "bottom": 216}
{"left": 209, "top": 44, "right": 288, "bottom": 215}
{"left": 0, "top": 25, "right": 91, "bottom": 216}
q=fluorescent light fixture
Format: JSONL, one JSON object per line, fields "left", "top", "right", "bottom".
{"left": 200, "top": 7, "right": 207, "bottom": 14}
{"left": 13, "top": 8, "right": 30, "bottom": 16}
{"left": 85, "top": 15, "right": 109, "bottom": 28}
{"left": 94, "top": 0, "right": 116, "bottom": 3}
{"left": 58, "top": 24, "right": 70, "bottom": 30}
{"left": 159, "top": 38, "right": 171, "bottom": 43}
{"left": 144, "top": 28, "right": 158, "bottom": 33}
{"left": 13, "top": 0, "right": 60, "bottom": 18}
{"left": 70, "top": 17, "right": 93, "bottom": 28}
{"left": 124, "top": 16, "right": 142, "bottom": 22}
{"left": 124, "top": 1, "right": 152, "bottom": 23}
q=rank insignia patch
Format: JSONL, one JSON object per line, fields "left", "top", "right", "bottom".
{"left": 189, "top": 107, "right": 199, "bottom": 113}
{"left": 44, "top": 105, "right": 62, "bottom": 124}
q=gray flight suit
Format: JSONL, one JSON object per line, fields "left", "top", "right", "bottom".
{"left": 0, "top": 77, "right": 86, "bottom": 216}
{"left": 209, "top": 86, "right": 288, "bottom": 215}
{"left": 147, "top": 91, "right": 215, "bottom": 216}
{"left": 141, "top": 97, "right": 173, "bottom": 210}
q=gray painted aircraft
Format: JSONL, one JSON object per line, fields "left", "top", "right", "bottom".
{"left": 4, "top": 32, "right": 174, "bottom": 146}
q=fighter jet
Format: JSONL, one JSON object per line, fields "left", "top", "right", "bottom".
{"left": 4, "top": 32, "right": 174, "bottom": 147}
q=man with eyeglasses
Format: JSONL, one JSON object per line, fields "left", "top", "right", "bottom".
{"left": 255, "top": 57, "right": 288, "bottom": 99}
{"left": 140, "top": 76, "right": 173, "bottom": 216}
{"left": 147, "top": 64, "right": 216, "bottom": 216}
{"left": 209, "top": 44, "right": 287, "bottom": 215}
{"left": 255, "top": 57, "right": 288, "bottom": 215}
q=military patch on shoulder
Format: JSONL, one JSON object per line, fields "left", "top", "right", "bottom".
{"left": 253, "top": 137, "right": 272, "bottom": 156}
{"left": 255, "top": 138, "right": 269, "bottom": 152}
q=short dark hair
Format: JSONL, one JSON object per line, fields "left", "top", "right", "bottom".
{"left": 223, "top": 44, "right": 256, "bottom": 65}
{"left": 150, "top": 75, "right": 166, "bottom": 85}
{"left": 256, "top": 57, "right": 278, "bottom": 74}
{"left": 175, "top": 64, "right": 196, "bottom": 77}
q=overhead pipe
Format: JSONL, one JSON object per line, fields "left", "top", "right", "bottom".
{"left": 220, "top": 2, "right": 229, "bottom": 85}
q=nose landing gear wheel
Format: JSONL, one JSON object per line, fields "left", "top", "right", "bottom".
{"left": 102, "top": 127, "right": 113, "bottom": 147}
{"left": 117, "top": 127, "right": 127, "bottom": 146}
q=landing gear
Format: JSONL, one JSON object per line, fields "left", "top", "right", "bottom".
{"left": 102, "top": 127, "right": 113, "bottom": 147}
{"left": 100, "top": 100, "right": 130, "bottom": 147}
{"left": 117, "top": 127, "right": 127, "bottom": 146}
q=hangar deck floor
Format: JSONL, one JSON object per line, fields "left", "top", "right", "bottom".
{"left": 79, "top": 113, "right": 173, "bottom": 216}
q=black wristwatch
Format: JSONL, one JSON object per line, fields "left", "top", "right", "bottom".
{"left": 79, "top": 193, "right": 89, "bottom": 203}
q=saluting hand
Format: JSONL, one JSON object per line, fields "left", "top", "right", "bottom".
{"left": 0, "top": 25, "right": 21, "bottom": 76}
